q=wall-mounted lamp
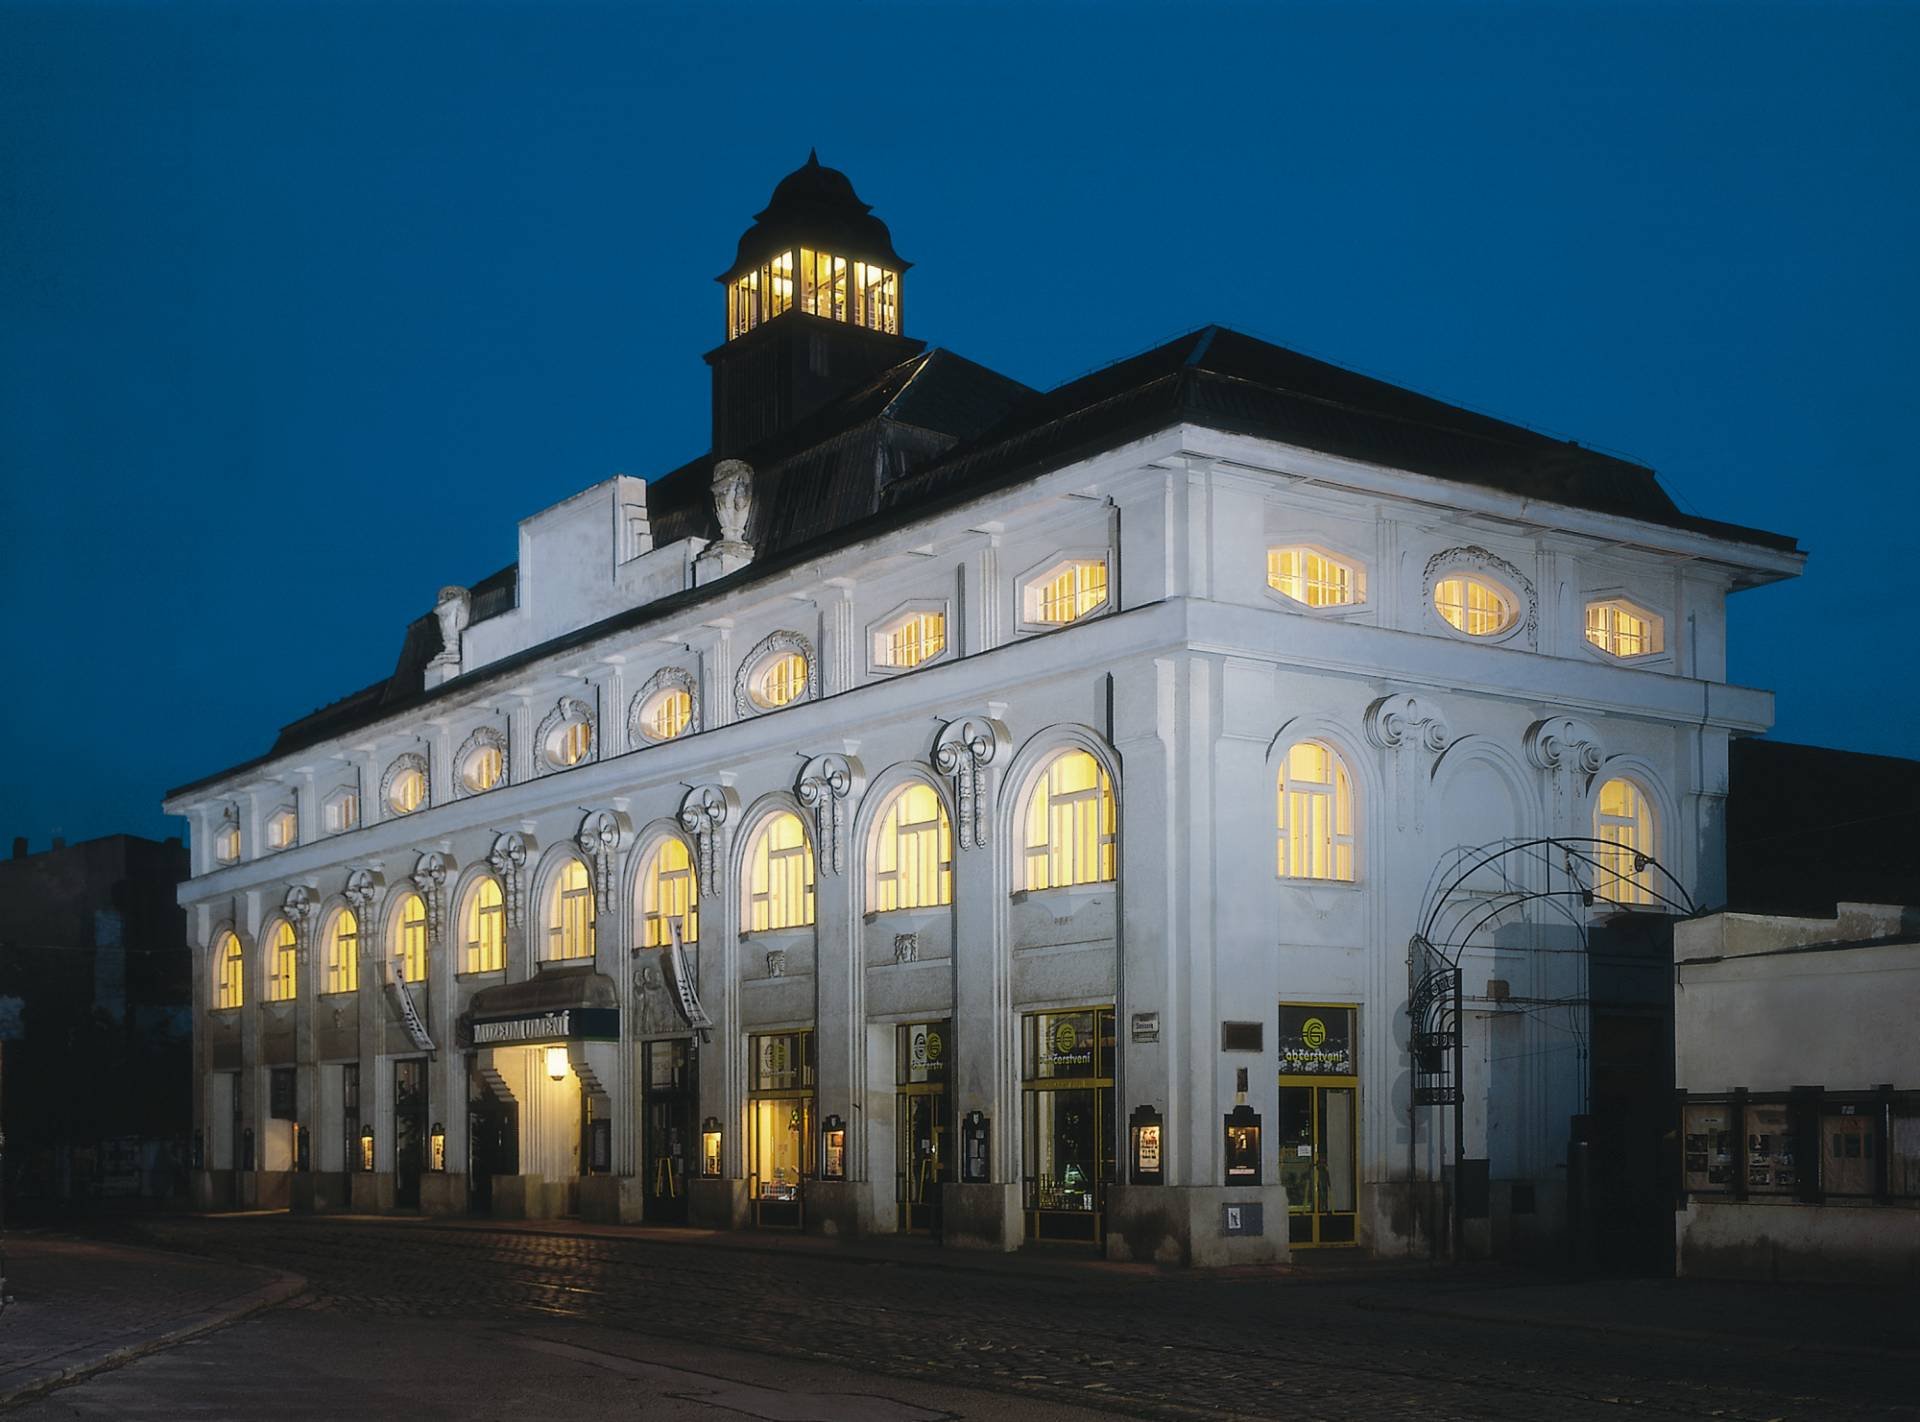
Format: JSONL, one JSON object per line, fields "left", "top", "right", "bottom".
{"left": 700, "top": 1116, "right": 723, "bottom": 1177}
{"left": 429, "top": 1121, "right": 446, "bottom": 1172}
{"left": 546, "top": 1045, "right": 570, "bottom": 1082}
{"left": 359, "top": 1122, "right": 376, "bottom": 1173}
{"left": 820, "top": 1114, "right": 847, "bottom": 1181}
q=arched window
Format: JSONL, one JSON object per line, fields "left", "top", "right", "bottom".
{"left": 212, "top": 929, "right": 244, "bottom": 1010}
{"left": 639, "top": 837, "right": 699, "bottom": 947}
{"left": 323, "top": 909, "right": 358, "bottom": 995}
{"left": 745, "top": 812, "right": 815, "bottom": 931}
{"left": 1433, "top": 575, "right": 1515, "bottom": 637}
{"left": 547, "top": 858, "right": 595, "bottom": 961}
{"left": 266, "top": 920, "right": 297, "bottom": 1002}
{"left": 392, "top": 890, "right": 428, "bottom": 983}
{"left": 870, "top": 782, "right": 953, "bottom": 912}
{"left": 1021, "top": 749, "right": 1116, "bottom": 891}
{"left": 1594, "top": 777, "right": 1655, "bottom": 906}
{"left": 1276, "top": 741, "right": 1355, "bottom": 882}
{"left": 462, "top": 877, "right": 504, "bottom": 974}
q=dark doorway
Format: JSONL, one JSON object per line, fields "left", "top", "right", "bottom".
{"left": 394, "top": 1058, "right": 428, "bottom": 1209}
{"left": 643, "top": 1039, "right": 694, "bottom": 1223}
{"left": 468, "top": 1079, "right": 518, "bottom": 1216}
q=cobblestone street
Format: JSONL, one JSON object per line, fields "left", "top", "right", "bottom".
{"left": 35, "top": 1215, "right": 1910, "bottom": 1421}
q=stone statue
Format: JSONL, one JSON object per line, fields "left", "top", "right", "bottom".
{"left": 711, "top": 459, "right": 754, "bottom": 546}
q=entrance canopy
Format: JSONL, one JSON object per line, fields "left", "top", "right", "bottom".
{"left": 463, "top": 966, "right": 619, "bottom": 1048}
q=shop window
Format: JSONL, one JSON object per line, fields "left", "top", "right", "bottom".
{"left": 1585, "top": 598, "right": 1664, "bottom": 659}
{"left": 1023, "top": 556, "right": 1109, "bottom": 627}
{"left": 639, "top": 836, "right": 699, "bottom": 947}
{"left": 1594, "top": 777, "right": 1655, "bottom": 906}
{"left": 213, "top": 929, "right": 244, "bottom": 1010}
{"left": 870, "top": 606, "right": 947, "bottom": 671}
{"left": 324, "top": 789, "right": 359, "bottom": 834}
{"left": 869, "top": 782, "right": 952, "bottom": 912}
{"left": 745, "top": 812, "right": 815, "bottom": 932}
{"left": 1433, "top": 574, "right": 1515, "bottom": 637}
{"left": 1020, "top": 749, "right": 1116, "bottom": 892}
{"left": 1276, "top": 741, "right": 1355, "bottom": 882}
{"left": 545, "top": 858, "right": 595, "bottom": 961}
{"left": 748, "top": 1031, "right": 816, "bottom": 1229}
{"left": 393, "top": 890, "right": 428, "bottom": 984}
{"left": 1267, "top": 546, "right": 1364, "bottom": 608}
{"left": 266, "top": 920, "right": 298, "bottom": 1002}
{"left": 461, "top": 877, "right": 504, "bottom": 974}
{"left": 266, "top": 806, "right": 298, "bottom": 850}
{"left": 1021, "top": 1008, "right": 1116, "bottom": 1243}
{"left": 323, "top": 909, "right": 358, "bottom": 995}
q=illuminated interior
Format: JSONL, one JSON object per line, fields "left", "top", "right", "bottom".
{"left": 388, "top": 767, "right": 426, "bottom": 815}
{"left": 394, "top": 890, "right": 428, "bottom": 983}
{"left": 462, "top": 744, "right": 504, "bottom": 793}
{"left": 1027, "top": 558, "right": 1109, "bottom": 626}
{"left": 1594, "top": 777, "right": 1655, "bottom": 905}
{"left": 754, "top": 652, "right": 809, "bottom": 709}
{"left": 553, "top": 717, "right": 593, "bottom": 768}
{"left": 1022, "top": 750, "right": 1116, "bottom": 891}
{"left": 325, "top": 791, "right": 358, "bottom": 834}
{"left": 323, "top": 909, "right": 358, "bottom": 994}
{"left": 266, "top": 808, "right": 297, "bottom": 849}
{"left": 1277, "top": 741, "right": 1355, "bottom": 881}
{"left": 1268, "top": 547, "right": 1362, "bottom": 608}
{"left": 1433, "top": 575, "right": 1514, "bottom": 637}
{"left": 267, "top": 920, "right": 298, "bottom": 1001}
{"left": 643, "top": 688, "right": 693, "bottom": 741}
{"left": 728, "top": 247, "right": 900, "bottom": 340}
{"left": 875, "top": 609, "right": 946, "bottom": 669}
{"left": 213, "top": 929, "right": 244, "bottom": 1009}
{"left": 640, "top": 836, "right": 699, "bottom": 946}
{"left": 547, "top": 858, "right": 595, "bottom": 960}
{"left": 464, "top": 877, "right": 504, "bottom": 973}
{"left": 215, "top": 823, "right": 241, "bottom": 863}
{"left": 746, "top": 811, "right": 815, "bottom": 931}
{"left": 871, "top": 782, "right": 953, "bottom": 911}
{"left": 1585, "top": 599, "right": 1663, "bottom": 658}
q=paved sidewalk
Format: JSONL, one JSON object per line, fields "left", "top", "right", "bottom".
{"left": 0, "top": 1232, "right": 304, "bottom": 1406}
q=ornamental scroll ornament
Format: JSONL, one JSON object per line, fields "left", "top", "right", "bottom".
{"left": 1423, "top": 545, "right": 1538, "bottom": 641}
{"left": 487, "top": 832, "right": 530, "bottom": 928}
{"left": 344, "top": 869, "right": 380, "bottom": 961}
{"left": 410, "top": 852, "right": 450, "bottom": 940}
{"left": 576, "top": 811, "right": 623, "bottom": 911}
{"left": 679, "top": 784, "right": 738, "bottom": 890}
{"left": 1525, "top": 716, "right": 1606, "bottom": 834}
{"left": 933, "top": 715, "right": 1011, "bottom": 850}
{"left": 283, "top": 885, "right": 315, "bottom": 962}
{"left": 795, "top": 754, "right": 863, "bottom": 877}
{"left": 1365, "top": 694, "right": 1452, "bottom": 833}
{"left": 628, "top": 666, "right": 700, "bottom": 744}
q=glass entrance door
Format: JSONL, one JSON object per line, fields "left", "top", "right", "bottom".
{"left": 1278, "top": 1004, "right": 1359, "bottom": 1247}
{"left": 1021, "top": 1008, "right": 1116, "bottom": 1244}
{"left": 748, "top": 1030, "right": 814, "bottom": 1230}
{"left": 896, "top": 1020, "right": 950, "bottom": 1234}
{"left": 643, "top": 1039, "right": 694, "bottom": 1224}
{"left": 394, "top": 1058, "right": 427, "bottom": 1210}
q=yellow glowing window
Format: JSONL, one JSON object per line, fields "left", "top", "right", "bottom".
{"left": 854, "top": 262, "right": 899, "bottom": 334}
{"left": 393, "top": 891, "right": 428, "bottom": 984}
{"left": 1027, "top": 558, "right": 1109, "bottom": 626}
{"left": 323, "top": 909, "right": 358, "bottom": 995}
{"left": 388, "top": 767, "right": 425, "bottom": 815}
{"left": 213, "top": 929, "right": 244, "bottom": 1010}
{"left": 1594, "top": 777, "right": 1655, "bottom": 906}
{"left": 464, "top": 877, "right": 504, "bottom": 974}
{"left": 325, "top": 792, "right": 358, "bottom": 834}
{"left": 1433, "top": 576, "right": 1514, "bottom": 637}
{"left": 462, "top": 744, "right": 504, "bottom": 793}
{"left": 266, "top": 920, "right": 297, "bottom": 1002}
{"left": 799, "top": 247, "right": 849, "bottom": 323}
{"left": 640, "top": 836, "right": 699, "bottom": 947}
{"left": 747, "top": 812, "right": 815, "bottom": 932}
{"left": 214, "top": 823, "right": 241, "bottom": 864}
{"left": 642, "top": 688, "right": 693, "bottom": 742}
{"left": 266, "top": 808, "right": 297, "bottom": 850}
{"left": 549, "top": 716, "right": 592, "bottom": 767}
{"left": 547, "top": 858, "right": 596, "bottom": 961}
{"left": 1022, "top": 750, "right": 1116, "bottom": 891}
{"left": 1267, "top": 547, "right": 1361, "bottom": 608}
{"left": 872, "top": 783, "right": 953, "bottom": 912}
{"left": 754, "top": 652, "right": 809, "bottom": 709}
{"left": 875, "top": 610, "right": 946, "bottom": 669}
{"left": 1585, "top": 600, "right": 1663, "bottom": 659}
{"left": 1277, "top": 741, "right": 1355, "bottom": 882}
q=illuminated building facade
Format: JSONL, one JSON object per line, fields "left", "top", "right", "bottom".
{"left": 167, "top": 155, "right": 1802, "bottom": 1264}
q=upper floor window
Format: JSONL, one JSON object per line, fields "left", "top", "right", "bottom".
{"left": 536, "top": 697, "right": 596, "bottom": 772}
{"left": 1276, "top": 741, "right": 1355, "bottom": 882}
{"left": 265, "top": 807, "right": 298, "bottom": 851}
{"left": 639, "top": 837, "right": 699, "bottom": 947}
{"left": 871, "top": 607, "right": 947, "bottom": 671}
{"left": 386, "top": 763, "right": 426, "bottom": 816}
{"left": 213, "top": 824, "right": 241, "bottom": 866}
{"left": 1021, "top": 749, "right": 1116, "bottom": 892}
{"left": 754, "top": 653, "right": 809, "bottom": 710}
{"left": 459, "top": 737, "right": 505, "bottom": 794}
{"left": 392, "top": 890, "right": 428, "bottom": 984}
{"left": 1594, "top": 777, "right": 1655, "bottom": 906}
{"left": 323, "top": 789, "right": 359, "bottom": 834}
{"left": 1024, "top": 557, "right": 1109, "bottom": 627}
{"left": 1585, "top": 599, "right": 1665, "bottom": 660}
{"left": 546, "top": 858, "right": 595, "bottom": 961}
{"left": 745, "top": 811, "right": 815, "bottom": 932}
{"left": 462, "top": 877, "right": 504, "bottom": 974}
{"left": 1433, "top": 575, "right": 1515, "bottom": 638}
{"left": 213, "top": 929, "right": 244, "bottom": 1010}
{"left": 266, "top": 920, "right": 297, "bottom": 1002}
{"left": 870, "top": 782, "right": 953, "bottom": 912}
{"left": 322, "top": 909, "right": 358, "bottom": 995}
{"left": 726, "top": 247, "right": 901, "bottom": 337}
{"left": 1267, "top": 546, "right": 1363, "bottom": 608}
{"left": 641, "top": 687, "right": 693, "bottom": 742}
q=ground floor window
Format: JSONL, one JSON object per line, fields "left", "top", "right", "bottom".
{"left": 1680, "top": 1090, "right": 1920, "bottom": 1202}
{"left": 749, "top": 1030, "right": 815, "bottom": 1229}
{"left": 643, "top": 1039, "right": 695, "bottom": 1224}
{"left": 896, "top": 1020, "right": 950, "bottom": 1235}
{"left": 1278, "top": 1003, "right": 1359, "bottom": 1247}
{"left": 1022, "top": 1008, "right": 1115, "bottom": 1243}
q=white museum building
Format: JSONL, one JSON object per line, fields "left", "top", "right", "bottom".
{"left": 165, "top": 155, "right": 1803, "bottom": 1265}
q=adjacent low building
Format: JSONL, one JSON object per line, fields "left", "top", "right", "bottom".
{"left": 164, "top": 155, "right": 1802, "bottom": 1265}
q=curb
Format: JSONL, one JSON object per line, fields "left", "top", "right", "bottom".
{"left": 0, "top": 1250, "right": 307, "bottom": 1411}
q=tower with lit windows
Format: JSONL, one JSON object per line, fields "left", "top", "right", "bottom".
{"left": 708, "top": 151, "right": 922, "bottom": 456}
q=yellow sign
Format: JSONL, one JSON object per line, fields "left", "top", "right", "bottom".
{"left": 925, "top": 1029, "right": 943, "bottom": 1062}
{"left": 1053, "top": 1021, "right": 1079, "bottom": 1055}
{"left": 1301, "top": 1017, "right": 1327, "bottom": 1049}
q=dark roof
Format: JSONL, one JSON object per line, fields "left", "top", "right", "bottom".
{"left": 720, "top": 151, "right": 909, "bottom": 283}
{"left": 171, "top": 324, "right": 1798, "bottom": 799}
{"left": 1725, "top": 739, "right": 1920, "bottom": 916}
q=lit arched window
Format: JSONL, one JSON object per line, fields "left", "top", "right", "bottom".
{"left": 388, "top": 766, "right": 426, "bottom": 815}
{"left": 1021, "top": 749, "right": 1116, "bottom": 891}
{"left": 1433, "top": 575, "right": 1515, "bottom": 637}
{"left": 462, "top": 877, "right": 504, "bottom": 974}
{"left": 639, "top": 837, "right": 699, "bottom": 947}
{"left": 1594, "top": 777, "right": 1655, "bottom": 906}
{"left": 640, "top": 688, "right": 693, "bottom": 742}
{"left": 392, "top": 890, "right": 428, "bottom": 983}
{"left": 213, "top": 930, "right": 245, "bottom": 1010}
{"left": 547, "top": 858, "right": 595, "bottom": 961}
{"left": 266, "top": 920, "right": 297, "bottom": 1002}
{"left": 870, "top": 782, "right": 953, "bottom": 912}
{"left": 753, "top": 653, "right": 809, "bottom": 710}
{"left": 1276, "top": 741, "right": 1355, "bottom": 881}
{"left": 745, "top": 812, "right": 815, "bottom": 931}
{"left": 323, "top": 909, "right": 358, "bottom": 995}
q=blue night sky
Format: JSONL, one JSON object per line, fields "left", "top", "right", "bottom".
{"left": 2, "top": 2, "right": 1916, "bottom": 847}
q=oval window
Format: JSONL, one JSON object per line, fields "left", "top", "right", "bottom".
{"left": 753, "top": 652, "right": 809, "bottom": 709}
{"left": 461, "top": 743, "right": 504, "bottom": 793}
{"left": 1433, "top": 575, "right": 1515, "bottom": 637}
{"left": 388, "top": 767, "right": 426, "bottom": 815}
{"left": 640, "top": 688, "right": 693, "bottom": 742}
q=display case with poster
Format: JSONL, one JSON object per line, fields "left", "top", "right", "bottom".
{"left": 1683, "top": 1102, "right": 1734, "bottom": 1192}
{"left": 1744, "top": 1102, "right": 1796, "bottom": 1193}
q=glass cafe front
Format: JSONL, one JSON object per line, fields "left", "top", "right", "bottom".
{"left": 1022, "top": 1007, "right": 1116, "bottom": 1243}
{"left": 748, "top": 1030, "right": 815, "bottom": 1229}
{"left": 1278, "top": 1003, "right": 1359, "bottom": 1247}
